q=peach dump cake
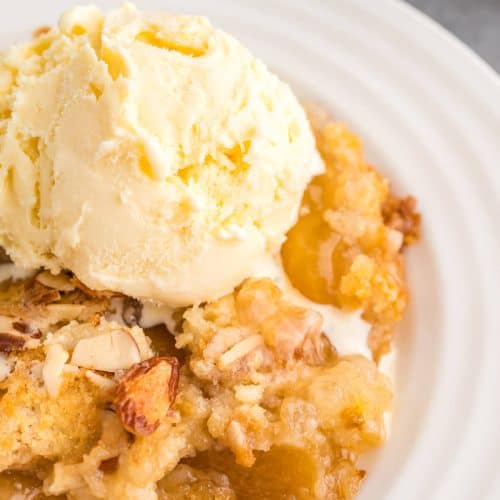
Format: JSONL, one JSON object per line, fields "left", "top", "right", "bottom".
{"left": 0, "top": 5, "right": 420, "bottom": 499}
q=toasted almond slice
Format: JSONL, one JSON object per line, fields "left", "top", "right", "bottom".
{"left": 36, "top": 271, "right": 76, "bottom": 292}
{"left": 0, "top": 316, "right": 40, "bottom": 339}
{"left": 217, "top": 334, "right": 263, "bottom": 370}
{"left": 45, "top": 304, "right": 86, "bottom": 322}
{"left": 24, "top": 281, "right": 61, "bottom": 305}
{"left": 43, "top": 343, "right": 69, "bottom": 398}
{"left": 12, "top": 320, "right": 41, "bottom": 337}
{"left": 115, "top": 356, "right": 179, "bottom": 435}
{"left": 0, "top": 333, "right": 25, "bottom": 353}
{"left": 71, "top": 330, "right": 141, "bottom": 372}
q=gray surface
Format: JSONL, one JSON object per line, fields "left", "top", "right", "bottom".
{"left": 406, "top": 0, "right": 500, "bottom": 72}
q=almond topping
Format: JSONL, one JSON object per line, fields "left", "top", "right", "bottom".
{"left": 71, "top": 330, "right": 141, "bottom": 372}
{"left": 0, "top": 317, "right": 40, "bottom": 338}
{"left": 115, "top": 356, "right": 179, "bottom": 436}
{"left": 0, "top": 333, "right": 25, "bottom": 353}
{"left": 12, "top": 320, "right": 40, "bottom": 337}
{"left": 43, "top": 344, "right": 69, "bottom": 398}
{"left": 45, "top": 304, "right": 86, "bottom": 322}
{"left": 24, "top": 281, "right": 61, "bottom": 305}
{"left": 36, "top": 271, "right": 76, "bottom": 292}
{"left": 217, "top": 334, "right": 263, "bottom": 369}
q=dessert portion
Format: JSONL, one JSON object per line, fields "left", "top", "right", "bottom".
{"left": 283, "top": 110, "right": 420, "bottom": 360}
{"left": 0, "top": 4, "right": 420, "bottom": 500}
{"left": 0, "top": 272, "right": 391, "bottom": 500}
{"left": 0, "top": 3, "right": 321, "bottom": 306}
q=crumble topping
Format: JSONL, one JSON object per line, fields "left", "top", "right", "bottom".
{"left": 282, "top": 115, "right": 420, "bottom": 360}
{"left": 382, "top": 195, "right": 421, "bottom": 247}
{"left": 0, "top": 273, "right": 392, "bottom": 499}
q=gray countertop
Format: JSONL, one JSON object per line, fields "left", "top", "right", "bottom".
{"left": 406, "top": 0, "right": 500, "bottom": 73}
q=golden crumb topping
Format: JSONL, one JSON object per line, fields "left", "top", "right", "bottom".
{"left": 282, "top": 114, "right": 419, "bottom": 359}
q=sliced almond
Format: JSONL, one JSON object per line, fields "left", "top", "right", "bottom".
{"left": 36, "top": 271, "right": 76, "bottom": 292}
{"left": 45, "top": 303, "right": 86, "bottom": 322}
{"left": 115, "top": 356, "right": 179, "bottom": 435}
{"left": 0, "top": 332, "right": 25, "bottom": 353}
{"left": 0, "top": 316, "right": 40, "bottom": 339}
{"left": 12, "top": 320, "right": 41, "bottom": 337}
{"left": 71, "top": 329, "right": 141, "bottom": 372}
{"left": 217, "top": 334, "right": 263, "bottom": 370}
{"left": 24, "top": 281, "right": 61, "bottom": 305}
{"left": 43, "top": 343, "right": 69, "bottom": 398}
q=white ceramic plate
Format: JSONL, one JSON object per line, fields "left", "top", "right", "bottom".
{"left": 2, "top": 1, "right": 500, "bottom": 499}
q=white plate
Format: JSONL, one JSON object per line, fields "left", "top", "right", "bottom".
{"left": 2, "top": 1, "right": 500, "bottom": 499}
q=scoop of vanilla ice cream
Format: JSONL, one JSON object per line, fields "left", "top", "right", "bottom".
{"left": 0, "top": 3, "right": 322, "bottom": 306}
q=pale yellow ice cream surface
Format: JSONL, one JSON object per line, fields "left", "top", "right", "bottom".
{"left": 0, "top": 3, "right": 322, "bottom": 306}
